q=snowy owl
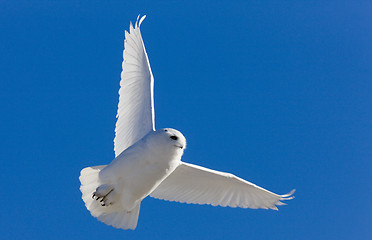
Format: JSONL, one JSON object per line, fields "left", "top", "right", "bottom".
{"left": 79, "top": 15, "right": 295, "bottom": 230}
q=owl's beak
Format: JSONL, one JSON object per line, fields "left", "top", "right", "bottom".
{"left": 174, "top": 144, "right": 183, "bottom": 149}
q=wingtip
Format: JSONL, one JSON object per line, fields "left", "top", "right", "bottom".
{"left": 139, "top": 15, "right": 146, "bottom": 27}
{"left": 276, "top": 201, "right": 287, "bottom": 206}
{"left": 270, "top": 205, "right": 279, "bottom": 211}
{"left": 135, "top": 14, "right": 146, "bottom": 28}
{"left": 133, "top": 14, "right": 147, "bottom": 29}
{"left": 129, "top": 21, "right": 134, "bottom": 31}
{"left": 280, "top": 189, "right": 296, "bottom": 200}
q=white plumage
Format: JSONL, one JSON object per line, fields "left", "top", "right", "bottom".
{"left": 151, "top": 162, "right": 295, "bottom": 210}
{"left": 114, "top": 15, "right": 154, "bottom": 157}
{"left": 79, "top": 15, "right": 295, "bottom": 230}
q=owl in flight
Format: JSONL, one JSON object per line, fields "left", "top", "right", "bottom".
{"left": 79, "top": 15, "right": 295, "bottom": 230}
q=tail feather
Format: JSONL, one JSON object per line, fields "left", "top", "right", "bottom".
{"left": 97, "top": 203, "right": 141, "bottom": 230}
{"left": 79, "top": 165, "right": 141, "bottom": 230}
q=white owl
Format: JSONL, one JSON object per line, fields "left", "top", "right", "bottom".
{"left": 79, "top": 15, "right": 295, "bottom": 230}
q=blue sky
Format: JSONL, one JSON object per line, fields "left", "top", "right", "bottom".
{"left": 1, "top": 1, "right": 371, "bottom": 239}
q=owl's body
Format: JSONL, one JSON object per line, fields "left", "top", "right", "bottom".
{"left": 80, "top": 129, "right": 185, "bottom": 229}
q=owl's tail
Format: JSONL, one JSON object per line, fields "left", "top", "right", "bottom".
{"left": 79, "top": 165, "right": 141, "bottom": 230}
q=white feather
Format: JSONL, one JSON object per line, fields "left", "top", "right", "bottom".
{"left": 150, "top": 162, "right": 295, "bottom": 210}
{"left": 114, "top": 15, "right": 155, "bottom": 157}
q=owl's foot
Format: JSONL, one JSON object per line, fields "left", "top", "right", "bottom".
{"left": 92, "top": 184, "right": 115, "bottom": 206}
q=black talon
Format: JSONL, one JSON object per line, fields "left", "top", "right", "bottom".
{"left": 101, "top": 195, "right": 108, "bottom": 202}
{"left": 94, "top": 188, "right": 114, "bottom": 206}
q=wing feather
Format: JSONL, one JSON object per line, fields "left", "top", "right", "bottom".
{"left": 150, "top": 162, "right": 295, "bottom": 210}
{"left": 114, "top": 15, "right": 155, "bottom": 157}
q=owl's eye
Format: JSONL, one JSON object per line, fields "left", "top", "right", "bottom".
{"left": 170, "top": 136, "right": 178, "bottom": 141}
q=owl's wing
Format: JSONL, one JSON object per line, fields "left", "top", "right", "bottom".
{"left": 114, "top": 15, "right": 155, "bottom": 157}
{"left": 151, "top": 162, "right": 295, "bottom": 210}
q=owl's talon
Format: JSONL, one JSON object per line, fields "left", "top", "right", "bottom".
{"left": 92, "top": 185, "right": 115, "bottom": 207}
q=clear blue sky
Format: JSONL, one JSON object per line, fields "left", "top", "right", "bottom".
{"left": 1, "top": 1, "right": 371, "bottom": 239}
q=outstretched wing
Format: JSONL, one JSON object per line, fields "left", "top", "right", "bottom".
{"left": 114, "top": 15, "right": 155, "bottom": 157}
{"left": 151, "top": 162, "right": 295, "bottom": 210}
